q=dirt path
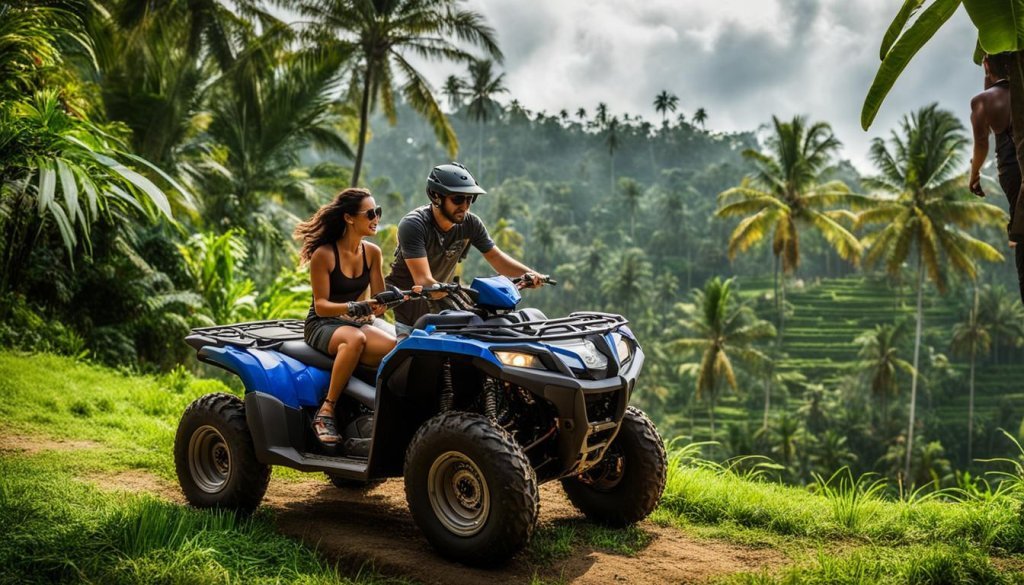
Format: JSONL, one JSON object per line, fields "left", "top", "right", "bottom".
{"left": 266, "top": 479, "right": 785, "bottom": 584}
{"left": 4, "top": 433, "right": 786, "bottom": 584}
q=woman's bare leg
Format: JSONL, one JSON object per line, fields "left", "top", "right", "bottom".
{"left": 317, "top": 326, "right": 366, "bottom": 425}
{"left": 359, "top": 324, "right": 396, "bottom": 367}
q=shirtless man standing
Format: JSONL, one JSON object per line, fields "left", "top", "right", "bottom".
{"left": 969, "top": 52, "right": 1022, "bottom": 303}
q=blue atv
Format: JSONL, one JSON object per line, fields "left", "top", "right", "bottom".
{"left": 175, "top": 275, "right": 667, "bottom": 566}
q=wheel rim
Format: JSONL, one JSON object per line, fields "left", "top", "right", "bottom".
{"left": 580, "top": 445, "right": 625, "bottom": 491}
{"left": 188, "top": 425, "right": 231, "bottom": 493}
{"left": 427, "top": 451, "right": 490, "bottom": 537}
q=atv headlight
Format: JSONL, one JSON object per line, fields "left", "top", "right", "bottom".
{"left": 615, "top": 335, "right": 633, "bottom": 364}
{"left": 494, "top": 351, "right": 543, "bottom": 369}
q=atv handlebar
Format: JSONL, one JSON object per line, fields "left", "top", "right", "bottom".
{"left": 373, "top": 275, "right": 554, "bottom": 311}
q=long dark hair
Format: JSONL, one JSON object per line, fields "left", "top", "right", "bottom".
{"left": 294, "top": 188, "right": 371, "bottom": 264}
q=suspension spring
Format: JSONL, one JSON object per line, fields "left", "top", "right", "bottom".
{"left": 440, "top": 359, "right": 454, "bottom": 412}
{"left": 483, "top": 377, "right": 499, "bottom": 420}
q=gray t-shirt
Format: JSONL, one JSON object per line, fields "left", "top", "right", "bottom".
{"left": 386, "top": 205, "right": 495, "bottom": 325}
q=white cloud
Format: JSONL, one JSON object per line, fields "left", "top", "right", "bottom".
{"left": 409, "top": 0, "right": 985, "bottom": 174}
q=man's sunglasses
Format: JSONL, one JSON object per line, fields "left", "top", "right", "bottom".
{"left": 448, "top": 194, "right": 478, "bottom": 206}
{"left": 363, "top": 206, "right": 382, "bottom": 220}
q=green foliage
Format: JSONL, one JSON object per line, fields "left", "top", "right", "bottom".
{"left": 0, "top": 295, "right": 88, "bottom": 358}
{"left": 864, "top": 0, "right": 1024, "bottom": 129}
{"left": 178, "top": 230, "right": 256, "bottom": 324}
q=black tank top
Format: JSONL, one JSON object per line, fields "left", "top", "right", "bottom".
{"left": 306, "top": 242, "right": 370, "bottom": 320}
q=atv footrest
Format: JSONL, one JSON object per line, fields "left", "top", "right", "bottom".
{"left": 263, "top": 446, "right": 370, "bottom": 476}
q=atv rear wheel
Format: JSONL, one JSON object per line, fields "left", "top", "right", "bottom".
{"left": 562, "top": 406, "right": 666, "bottom": 526}
{"left": 174, "top": 393, "right": 270, "bottom": 513}
{"left": 404, "top": 412, "right": 538, "bottom": 566}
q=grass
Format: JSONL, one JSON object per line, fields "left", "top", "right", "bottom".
{"left": 660, "top": 443, "right": 1024, "bottom": 551}
{"left": 0, "top": 352, "right": 397, "bottom": 584}
{"left": 721, "top": 545, "right": 1017, "bottom": 584}
{"left": 0, "top": 351, "right": 307, "bottom": 481}
{"left": 0, "top": 455, "right": 402, "bottom": 585}
{"left": 528, "top": 522, "right": 654, "bottom": 564}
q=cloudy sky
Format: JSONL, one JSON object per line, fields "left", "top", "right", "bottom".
{"left": 411, "top": 0, "right": 984, "bottom": 173}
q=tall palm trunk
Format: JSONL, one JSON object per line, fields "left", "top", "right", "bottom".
{"left": 350, "top": 65, "right": 374, "bottom": 187}
{"left": 762, "top": 372, "right": 772, "bottom": 430}
{"left": 773, "top": 253, "right": 780, "bottom": 332}
{"left": 904, "top": 251, "right": 925, "bottom": 483}
{"left": 609, "top": 154, "right": 615, "bottom": 196}
{"left": 708, "top": 395, "right": 716, "bottom": 440}
{"left": 477, "top": 121, "right": 484, "bottom": 180}
{"left": 967, "top": 285, "right": 979, "bottom": 465}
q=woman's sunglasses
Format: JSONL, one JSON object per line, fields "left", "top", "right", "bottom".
{"left": 448, "top": 194, "right": 478, "bottom": 206}
{"left": 363, "top": 206, "right": 382, "bottom": 220}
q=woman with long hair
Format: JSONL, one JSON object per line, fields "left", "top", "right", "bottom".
{"left": 294, "top": 188, "right": 395, "bottom": 445}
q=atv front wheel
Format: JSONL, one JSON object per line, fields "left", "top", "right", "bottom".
{"left": 404, "top": 412, "right": 538, "bottom": 566}
{"left": 174, "top": 393, "right": 270, "bottom": 513}
{"left": 562, "top": 406, "right": 666, "bottom": 526}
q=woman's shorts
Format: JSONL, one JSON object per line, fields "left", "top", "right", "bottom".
{"left": 304, "top": 317, "right": 396, "bottom": 354}
{"left": 304, "top": 316, "right": 364, "bottom": 355}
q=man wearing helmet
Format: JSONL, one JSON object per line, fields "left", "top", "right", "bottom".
{"left": 386, "top": 162, "right": 546, "bottom": 335}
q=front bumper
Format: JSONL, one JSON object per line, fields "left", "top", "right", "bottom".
{"left": 494, "top": 348, "right": 645, "bottom": 478}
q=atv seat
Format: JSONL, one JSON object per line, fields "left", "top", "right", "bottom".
{"left": 278, "top": 341, "right": 377, "bottom": 409}
{"left": 413, "top": 310, "right": 484, "bottom": 331}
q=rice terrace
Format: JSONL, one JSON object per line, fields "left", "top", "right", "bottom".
{"left": 4, "top": 1, "right": 1024, "bottom": 584}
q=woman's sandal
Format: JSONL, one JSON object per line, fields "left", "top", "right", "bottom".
{"left": 313, "top": 405, "right": 341, "bottom": 445}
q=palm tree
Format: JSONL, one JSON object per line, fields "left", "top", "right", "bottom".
{"left": 653, "top": 90, "right": 679, "bottom": 126}
{"left": 600, "top": 247, "right": 651, "bottom": 317}
{"left": 594, "top": 102, "right": 609, "bottom": 129}
{"left": 855, "top": 323, "right": 915, "bottom": 429}
{"left": 950, "top": 287, "right": 991, "bottom": 464}
{"left": 197, "top": 25, "right": 353, "bottom": 283}
{"left": 669, "top": 277, "right": 775, "bottom": 439}
{"left": 442, "top": 74, "right": 466, "bottom": 111}
{"left": 575, "top": 107, "right": 587, "bottom": 124}
{"left": 975, "top": 285, "right": 1024, "bottom": 363}
{"left": 604, "top": 116, "right": 620, "bottom": 195}
{"left": 716, "top": 115, "right": 864, "bottom": 340}
{"left": 292, "top": 0, "right": 502, "bottom": 186}
{"left": 651, "top": 271, "right": 679, "bottom": 317}
{"left": 465, "top": 58, "right": 508, "bottom": 178}
{"left": 693, "top": 107, "right": 708, "bottom": 129}
{"left": 86, "top": 0, "right": 258, "bottom": 169}
{"left": 618, "top": 177, "right": 643, "bottom": 240}
{"left": 810, "top": 429, "right": 857, "bottom": 476}
{"left": 856, "top": 104, "right": 1005, "bottom": 484}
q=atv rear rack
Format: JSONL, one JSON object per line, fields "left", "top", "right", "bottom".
{"left": 430, "top": 311, "right": 628, "bottom": 342}
{"left": 185, "top": 319, "right": 307, "bottom": 351}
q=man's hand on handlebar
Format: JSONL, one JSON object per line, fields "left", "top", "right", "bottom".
{"left": 514, "top": 272, "right": 554, "bottom": 289}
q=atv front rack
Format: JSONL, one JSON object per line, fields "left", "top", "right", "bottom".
{"left": 430, "top": 311, "right": 628, "bottom": 342}
{"left": 185, "top": 319, "right": 306, "bottom": 351}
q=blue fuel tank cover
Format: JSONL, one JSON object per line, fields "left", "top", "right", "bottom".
{"left": 471, "top": 276, "right": 521, "bottom": 310}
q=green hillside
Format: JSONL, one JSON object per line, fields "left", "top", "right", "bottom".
{"left": 672, "top": 276, "right": 1024, "bottom": 461}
